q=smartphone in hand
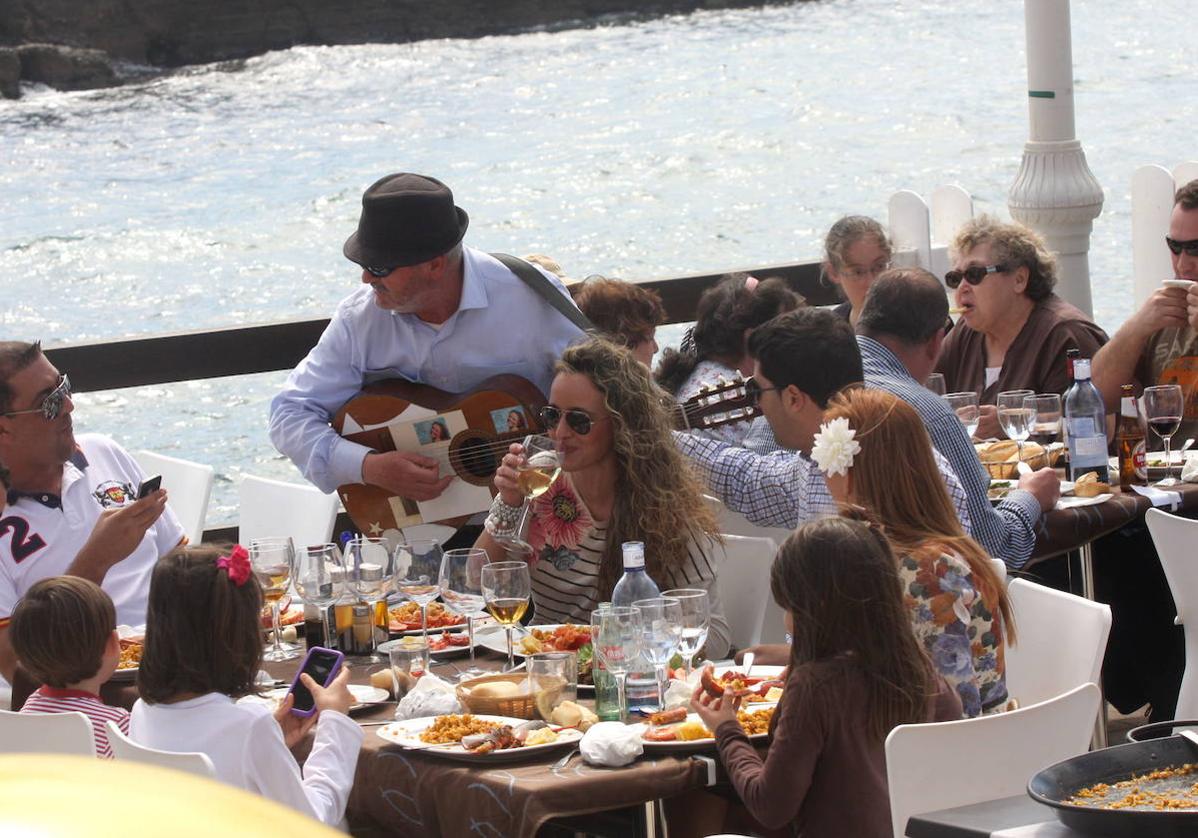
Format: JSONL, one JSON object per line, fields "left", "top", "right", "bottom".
{"left": 287, "top": 647, "right": 345, "bottom": 717}
{"left": 136, "top": 475, "right": 162, "bottom": 499}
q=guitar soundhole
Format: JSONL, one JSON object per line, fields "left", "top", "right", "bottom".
{"left": 454, "top": 433, "right": 499, "bottom": 481}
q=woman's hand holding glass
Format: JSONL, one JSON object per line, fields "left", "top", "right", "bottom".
{"left": 491, "top": 434, "right": 560, "bottom": 546}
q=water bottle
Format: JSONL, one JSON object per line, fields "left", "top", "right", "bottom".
{"left": 611, "top": 542, "right": 661, "bottom": 713}
{"left": 592, "top": 602, "right": 621, "bottom": 722}
{"left": 1064, "top": 358, "right": 1110, "bottom": 483}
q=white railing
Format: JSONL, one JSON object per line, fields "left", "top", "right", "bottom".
{"left": 887, "top": 186, "right": 976, "bottom": 286}
{"left": 1132, "top": 162, "right": 1198, "bottom": 307}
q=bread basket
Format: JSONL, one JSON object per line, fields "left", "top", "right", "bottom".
{"left": 457, "top": 666, "right": 570, "bottom": 719}
{"left": 976, "top": 441, "right": 1058, "bottom": 479}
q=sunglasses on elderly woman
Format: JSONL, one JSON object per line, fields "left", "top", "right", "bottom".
{"left": 539, "top": 405, "right": 609, "bottom": 435}
{"left": 1165, "top": 237, "right": 1198, "bottom": 257}
{"left": 944, "top": 264, "right": 1009, "bottom": 290}
{"left": 2, "top": 374, "right": 71, "bottom": 421}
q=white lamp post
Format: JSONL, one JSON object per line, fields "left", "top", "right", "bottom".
{"left": 1008, "top": 0, "right": 1104, "bottom": 316}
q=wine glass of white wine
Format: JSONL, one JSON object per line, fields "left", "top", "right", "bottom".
{"left": 997, "top": 389, "right": 1035, "bottom": 463}
{"left": 511, "top": 433, "right": 560, "bottom": 545}
{"left": 250, "top": 537, "right": 301, "bottom": 662}
{"left": 481, "top": 560, "right": 531, "bottom": 671}
{"left": 946, "top": 392, "right": 981, "bottom": 440}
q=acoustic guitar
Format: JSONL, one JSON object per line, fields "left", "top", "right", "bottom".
{"left": 333, "top": 374, "right": 759, "bottom": 534}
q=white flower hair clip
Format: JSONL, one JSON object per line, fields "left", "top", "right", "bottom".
{"left": 811, "top": 417, "right": 861, "bottom": 477}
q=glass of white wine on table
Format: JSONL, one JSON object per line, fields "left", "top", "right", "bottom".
{"left": 946, "top": 392, "right": 981, "bottom": 440}
{"left": 394, "top": 538, "right": 444, "bottom": 645}
{"left": 481, "top": 560, "right": 531, "bottom": 671}
{"left": 250, "top": 537, "right": 301, "bottom": 662}
{"left": 1143, "top": 384, "right": 1185, "bottom": 486}
{"left": 510, "top": 433, "right": 561, "bottom": 546}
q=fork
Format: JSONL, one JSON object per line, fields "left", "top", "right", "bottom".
{"left": 551, "top": 746, "right": 580, "bottom": 770}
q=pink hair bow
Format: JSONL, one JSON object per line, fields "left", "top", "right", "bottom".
{"left": 744, "top": 275, "right": 759, "bottom": 292}
{"left": 216, "top": 544, "right": 252, "bottom": 587}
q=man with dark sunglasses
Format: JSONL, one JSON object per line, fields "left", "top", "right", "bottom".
{"left": 1093, "top": 178, "right": 1198, "bottom": 442}
{"left": 0, "top": 341, "right": 185, "bottom": 686}
{"left": 270, "top": 173, "right": 584, "bottom": 503}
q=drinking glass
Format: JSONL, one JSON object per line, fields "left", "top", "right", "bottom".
{"left": 1143, "top": 384, "right": 1185, "bottom": 486}
{"left": 945, "top": 392, "right": 981, "bottom": 440}
{"left": 632, "top": 597, "right": 683, "bottom": 711}
{"left": 925, "top": 373, "right": 946, "bottom": 396}
{"left": 384, "top": 637, "right": 431, "bottom": 681}
{"left": 292, "top": 542, "right": 345, "bottom": 650}
{"left": 249, "top": 537, "right": 301, "bottom": 662}
{"left": 591, "top": 606, "right": 641, "bottom": 722}
{"left": 510, "top": 434, "right": 561, "bottom": 545}
{"left": 481, "top": 560, "right": 531, "bottom": 671}
{"left": 439, "top": 547, "right": 489, "bottom": 676}
{"left": 661, "top": 588, "right": 710, "bottom": 678}
{"left": 1025, "top": 394, "right": 1063, "bottom": 452}
{"left": 394, "top": 538, "right": 444, "bottom": 644}
{"left": 345, "top": 536, "right": 394, "bottom": 660}
{"left": 528, "top": 652, "right": 578, "bottom": 719}
{"left": 997, "top": 389, "right": 1035, "bottom": 462}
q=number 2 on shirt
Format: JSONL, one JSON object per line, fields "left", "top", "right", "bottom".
{"left": 0, "top": 517, "right": 47, "bottom": 563}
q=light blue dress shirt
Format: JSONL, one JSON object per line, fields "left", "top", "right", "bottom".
{"left": 269, "top": 248, "right": 585, "bottom": 492}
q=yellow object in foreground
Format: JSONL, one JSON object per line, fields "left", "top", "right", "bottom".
{"left": 0, "top": 755, "right": 341, "bottom": 837}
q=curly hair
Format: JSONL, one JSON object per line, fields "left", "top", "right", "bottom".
{"left": 952, "top": 215, "right": 1057, "bottom": 302}
{"left": 573, "top": 276, "right": 666, "bottom": 352}
{"left": 557, "top": 337, "right": 722, "bottom": 599}
{"left": 655, "top": 273, "right": 804, "bottom": 395}
{"left": 823, "top": 215, "right": 893, "bottom": 274}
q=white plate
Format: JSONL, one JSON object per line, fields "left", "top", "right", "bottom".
{"left": 377, "top": 635, "right": 475, "bottom": 658}
{"left": 375, "top": 714, "right": 582, "bottom": 762}
{"left": 476, "top": 624, "right": 596, "bottom": 692}
{"left": 1056, "top": 493, "right": 1114, "bottom": 509}
{"left": 236, "top": 683, "right": 389, "bottom": 712}
{"left": 636, "top": 705, "right": 776, "bottom": 753}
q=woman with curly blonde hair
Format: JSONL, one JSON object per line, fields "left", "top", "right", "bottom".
{"left": 816, "top": 387, "right": 1015, "bottom": 717}
{"left": 936, "top": 216, "right": 1106, "bottom": 431}
{"left": 477, "top": 336, "right": 731, "bottom": 657}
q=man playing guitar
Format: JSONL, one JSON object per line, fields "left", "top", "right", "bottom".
{"left": 269, "top": 173, "right": 584, "bottom": 504}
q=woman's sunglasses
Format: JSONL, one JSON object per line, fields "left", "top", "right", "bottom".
{"left": 944, "top": 264, "right": 1008, "bottom": 289}
{"left": 1165, "top": 237, "right": 1198, "bottom": 257}
{"left": 539, "top": 405, "right": 608, "bottom": 435}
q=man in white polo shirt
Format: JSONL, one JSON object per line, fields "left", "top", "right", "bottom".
{"left": 0, "top": 341, "right": 185, "bottom": 683}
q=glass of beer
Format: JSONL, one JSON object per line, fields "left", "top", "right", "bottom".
{"left": 481, "top": 560, "right": 531, "bottom": 671}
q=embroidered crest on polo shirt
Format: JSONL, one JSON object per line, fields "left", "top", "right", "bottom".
{"left": 93, "top": 481, "right": 135, "bottom": 508}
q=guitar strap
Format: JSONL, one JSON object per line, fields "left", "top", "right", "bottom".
{"left": 491, "top": 252, "right": 595, "bottom": 333}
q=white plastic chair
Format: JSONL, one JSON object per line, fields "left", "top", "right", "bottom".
{"left": 715, "top": 534, "right": 778, "bottom": 650}
{"left": 133, "top": 450, "right": 215, "bottom": 545}
{"left": 0, "top": 709, "right": 97, "bottom": 756}
{"left": 106, "top": 720, "right": 216, "bottom": 777}
{"left": 1146, "top": 507, "right": 1198, "bottom": 718}
{"left": 1004, "top": 578, "right": 1111, "bottom": 708}
{"left": 989, "top": 557, "right": 1008, "bottom": 587}
{"left": 238, "top": 474, "right": 340, "bottom": 549}
{"left": 705, "top": 495, "right": 791, "bottom": 643}
{"left": 885, "top": 682, "right": 1100, "bottom": 838}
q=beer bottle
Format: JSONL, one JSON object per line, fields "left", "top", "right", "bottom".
{"left": 1116, "top": 384, "right": 1147, "bottom": 488}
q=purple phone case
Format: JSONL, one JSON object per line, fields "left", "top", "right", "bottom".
{"left": 287, "top": 646, "right": 345, "bottom": 717}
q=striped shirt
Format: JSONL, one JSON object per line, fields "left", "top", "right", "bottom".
{"left": 21, "top": 686, "right": 130, "bottom": 758}
{"left": 518, "top": 474, "right": 732, "bottom": 659}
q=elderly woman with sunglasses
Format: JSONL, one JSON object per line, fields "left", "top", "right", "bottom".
{"left": 934, "top": 216, "right": 1107, "bottom": 438}
{"left": 476, "top": 337, "right": 732, "bottom": 658}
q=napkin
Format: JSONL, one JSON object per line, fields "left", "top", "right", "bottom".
{"left": 394, "top": 672, "right": 462, "bottom": 720}
{"left": 1131, "top": 484, "right": 1182, "bottom": 509}
{"left": 1180, "top": 452, "right": 1198, "bottom": 483}
{"left": 579, "top": 721, "right": 644, "bottom": 767}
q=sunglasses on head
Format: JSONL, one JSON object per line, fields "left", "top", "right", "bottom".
{"left": 539, "top": 405, "right": 608, "bottom": 435}
{"left": 2, "top": 374, "right": 71, "bottom": 421}
{"left": 944, "top": 264, "right": 1008, "bottom": 289}
{"left": 1166, "top": 237, "right": 1198, "bottom": 257}
{"left": 364, "top": 265, "right": 397, "bottom": 278}
{"left": 744, "top": 377, "right": 785, "bottom": 407}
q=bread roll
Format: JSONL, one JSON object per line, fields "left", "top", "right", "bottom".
{"left": 469, "top": 681, "right": 521, "bottom": 699}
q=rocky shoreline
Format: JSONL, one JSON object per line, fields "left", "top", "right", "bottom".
{"left": 0, "top": 0, "right": 791, "bottom": 99}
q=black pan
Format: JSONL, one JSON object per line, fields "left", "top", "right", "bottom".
{"left": 1028, "top": 736, "right": 1198, "bottom": 837}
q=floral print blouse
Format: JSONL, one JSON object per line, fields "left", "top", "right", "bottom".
{"left": 899, "top": 543, "right": 1008, "bottom": 718}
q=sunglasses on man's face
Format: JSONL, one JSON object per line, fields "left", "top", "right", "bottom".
{"left": 539, "top": 405, "right": 608, "bottom": 435}
{"left": 2, "top": 374, "right": 71, "bottom": 421}
{"left": 1166, "top": 237, "right": 1198, "bottom": 257}
{"left": 944, "top": 264, "right": 1009, "bottom": 290}
{"left": 364, "top": 265, "right": 397, "bottom": 278}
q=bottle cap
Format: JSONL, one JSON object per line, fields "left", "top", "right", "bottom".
{"left": 1073, "top": 358, "right": 1092, "bottom": 379}
{"left": 621, "top": 541, "right": 645, "bottom": 569}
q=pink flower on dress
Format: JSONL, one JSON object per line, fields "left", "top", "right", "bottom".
{"left": 528, "top": 477, "right": 593, "bottom": 554}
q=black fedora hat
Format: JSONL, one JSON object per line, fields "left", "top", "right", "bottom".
{"left": 343, "top": 173, "right": 470, "bottom": 268}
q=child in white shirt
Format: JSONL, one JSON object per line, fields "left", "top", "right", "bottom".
{"left": 131, "top": 544, "right": 362, "bottom": 826}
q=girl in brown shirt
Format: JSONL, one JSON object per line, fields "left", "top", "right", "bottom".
{"left": 691, "top": 512, "right": 963, "bottom": 836}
